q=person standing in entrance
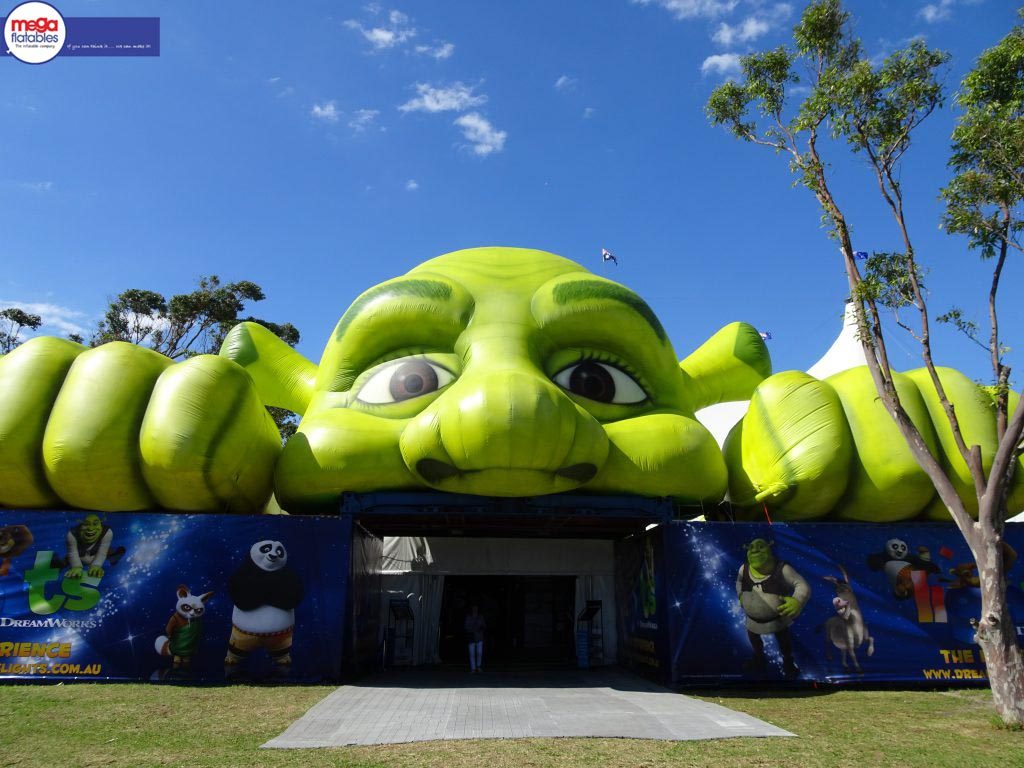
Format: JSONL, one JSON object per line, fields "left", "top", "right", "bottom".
{"left": 464, "top": 604, "right": 486, "bottom": 673}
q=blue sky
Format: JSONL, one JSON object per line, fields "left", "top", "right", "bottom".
{"left": 2, "top": 0, "right": 1020, "bottom": 383}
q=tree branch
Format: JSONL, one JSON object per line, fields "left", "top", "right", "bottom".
{"left": 983, "top": 389, "right": 1024, "bottom": 530}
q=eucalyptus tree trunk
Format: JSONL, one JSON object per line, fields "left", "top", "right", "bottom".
{"left": 971, "top": 514, "right": 1024, "bottom": 723}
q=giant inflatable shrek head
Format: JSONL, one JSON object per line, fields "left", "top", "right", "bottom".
{"left": 225, "top": 247, "right": 770, "bottom": 512}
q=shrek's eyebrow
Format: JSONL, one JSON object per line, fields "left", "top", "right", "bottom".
{"left": 334, "top": 279, "right": 467, "bottom": 341}
{"left": 549, "top": 280, "right": 666, "bottom": 341}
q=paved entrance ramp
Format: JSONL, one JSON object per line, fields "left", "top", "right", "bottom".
{"left": 264, "top": 668, "right": 793, "bottom": 747}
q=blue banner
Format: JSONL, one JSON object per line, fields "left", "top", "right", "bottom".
{"left": 0, "top": 510, "right": 348, "bottom": 682}
{"left": 3, "top": 17, "right": 159, "bottom": 57}
{"left": 618, "top": 522, "right": 1024, "bottom": 685}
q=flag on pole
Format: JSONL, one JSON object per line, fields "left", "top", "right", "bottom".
{"left": 601, "top": 248, "right": 618, "bottom": 265}
{"left": 854, "top": 251, "right": 869, "bottom": 260}
{"left": 759, "top": 331, "right": 772, "bottom": 341}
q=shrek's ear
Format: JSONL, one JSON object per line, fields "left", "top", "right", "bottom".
{"left": 679, "top": 322, "right": 771, "bottom": 411}
{"left": 220, "top": 322, "right": 316, "bottom": 415}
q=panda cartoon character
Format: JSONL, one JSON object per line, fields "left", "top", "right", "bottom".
{"left": 866, "top": 538, "right": 939, "bottom": 598}
{"left": 224, "top": 540, "right": 303, "bottom": 668}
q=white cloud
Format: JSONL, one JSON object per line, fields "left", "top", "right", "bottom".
{"left": 713, "top": 16, "right": 770, "bottom": 46}
{"left": 919, "top": 0, "right": 954, "bottom": 23}
{"left": 632, "top": 0, "right": 738, "bottom": 20}
{"left": 415, "top": 42, "right": 455, "bottom": 59}
{"left": 345, "top": 9, "right": 417, "bottom": 50}
{"left": 701, "top": 52, "right": 742, "bottom": 77}
{"left": 0, "top": 300, "right": 89, "bottom": 339}
{"left": 583, "top": 106, "right": 596, "bottom": 119}
{"left": 399, "top": 82, "right": 486, "bottom": 113}
{"left": 454, "top": 112, "right": 506, "bottom": 156}
{"left": 20, "top": 181, "right": 53, "bottom": 192}
{"left": 311, "top": 101, "right": 340, "bottom": 122}
{"left": 554, "top": 74, "right": 577, "bottom": 91}
{"left": 267, "top": 76, "right": 281, "bottom": 83}
{"left": 349, "top": 108, "right": 380, "bottom": 132}
{"left": 405, "top": 179, "right": 419, "bottom": 191}
{"left": 712, "top": 5, "right": 790, "bottom": 45}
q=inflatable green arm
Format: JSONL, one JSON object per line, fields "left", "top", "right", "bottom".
{"left": 680, "top": 322, "right": 771, "bottom": 410}
{"left": 219, "top": 321, "right": 317, "bottom": 415}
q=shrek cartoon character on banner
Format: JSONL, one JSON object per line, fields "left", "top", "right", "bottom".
{"left": 50, "top": 514, "right": 126, "bottom": 580}
{"left": 1, "top": 247, "right": 1022, "bottom": 520}
{"left": 737, "top": 538, "right": 810, "bottom": 678}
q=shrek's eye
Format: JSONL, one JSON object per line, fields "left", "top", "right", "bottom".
{"left": 552, "top": 360, "right": 647, "bottom": 404}
{"left": 356, "top": 357, "right": 455, "bottom": 404}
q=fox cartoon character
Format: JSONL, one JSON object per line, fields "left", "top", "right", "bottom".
{"left": 155, "top": 584, "right": 214, "bottom": 666}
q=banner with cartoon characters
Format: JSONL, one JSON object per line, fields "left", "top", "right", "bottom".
{"left": 617, "top": 522, "right": 1024, "bottom": 685}
{"left": 0, "top": 510, "right": 351, "bottom": 682}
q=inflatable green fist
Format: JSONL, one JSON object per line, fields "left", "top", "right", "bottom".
{"left": 0, "top": 338, "right": 280, "bottom": 513}
{"left": 724, "top": 367, "right": 1024, "bottom": 521}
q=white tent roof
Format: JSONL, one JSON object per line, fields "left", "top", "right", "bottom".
{"left": 806, "top": 302, "right": 869, "bottom": 380}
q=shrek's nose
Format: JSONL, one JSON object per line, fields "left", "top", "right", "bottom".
{"left": 399, "top": 370, "right": 609, "bottom": 492}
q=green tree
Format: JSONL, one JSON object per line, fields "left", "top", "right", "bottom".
{"left": 92, "top": 276, "right": 276, "bottom": 358}
{"left": 0, "top": 307, "right": 43, "bottom": 353}
{"left": 707, "top": 0, "right": 1024, "bottom": 723}
{"left": 93, "top": 276, "right": 301, "bottom": 441}
{"left": 941, "top": 12, "right": 1024, "bottom": 437}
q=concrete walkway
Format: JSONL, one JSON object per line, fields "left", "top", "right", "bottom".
{"left": 264, "top": 667, "right": 793, "bottom": 747}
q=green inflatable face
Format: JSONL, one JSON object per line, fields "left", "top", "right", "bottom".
{"left": 268, "top": 248, "right": 769, "bottom": 510}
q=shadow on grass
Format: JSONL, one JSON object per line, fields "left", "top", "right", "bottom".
{"left": 683, "top": 680, "right": 992, "bottom": 701}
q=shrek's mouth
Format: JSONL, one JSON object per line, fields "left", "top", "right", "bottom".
{"left": 415, "top": 459, "right": 597, "bottom": 484}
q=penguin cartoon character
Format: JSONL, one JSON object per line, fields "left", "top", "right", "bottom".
{"left": 224, "top": 540, "right": 303, "bottom": 668}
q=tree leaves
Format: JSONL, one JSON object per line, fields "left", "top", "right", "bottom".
{"left": 942, "top": 20, "right": 1024, "bottom": 260}
{"left": 0, "top": 307, "right": 43, "bottom": 353}
{"left": 90, "top": 277, "right": 302, "bottom": 441}
{"left": 93, "top": 276, "right": 281, "bottom": 359}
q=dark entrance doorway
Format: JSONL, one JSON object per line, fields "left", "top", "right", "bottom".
{"left": 439, "top": 575, "right": 576, "bottom": 667}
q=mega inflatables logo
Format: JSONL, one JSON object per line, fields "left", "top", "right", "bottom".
{"left": 4, "top": 2, "right": 66, "bottom": 63}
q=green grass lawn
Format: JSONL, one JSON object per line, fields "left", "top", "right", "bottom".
{"left": 2, "top": 683, "right": 1022, "bottom": 768}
